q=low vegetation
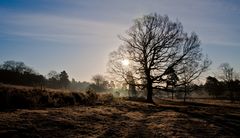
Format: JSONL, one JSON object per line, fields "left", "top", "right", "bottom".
{"left": 0, "top": 98, "right": 240, "bottom": 137}
{"left": 0, "top": 85, "right": 113, "bottom": 110}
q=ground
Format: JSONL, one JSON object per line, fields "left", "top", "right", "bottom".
{"left": 0, "top": 98, "right": 240, "bottom": 138}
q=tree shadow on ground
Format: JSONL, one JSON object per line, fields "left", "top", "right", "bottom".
{"left": 0, "top": 98, "right": 240, "bottom": 137}
{"left": 107, "top": 98, "right": 240, "bottom": 137}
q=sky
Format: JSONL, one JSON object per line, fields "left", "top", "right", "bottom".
{"left": 0, "top": 0, "right": 240, "bottom": 82}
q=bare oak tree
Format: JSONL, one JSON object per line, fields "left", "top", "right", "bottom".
{"left": 108, "top": 13, "right": 210, "bottom": 102}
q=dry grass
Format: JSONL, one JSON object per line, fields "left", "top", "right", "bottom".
{"left": 0, "top": 83, "right": 71, "bottom": 93}
{"left": 0, "top": 98, "right": 240, "bottom": 137}
{"left": 1, "top": 85, "right": 240, "bottom": 137}
{"left": 0, "top": 85, "right": 114, "bottom": 109}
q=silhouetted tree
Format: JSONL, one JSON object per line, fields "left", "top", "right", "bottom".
{"left": 79, "top": 81, "right": 91, "bottom": 90}
{"left": 205, "top": 76, "right": 224, "bottom": 98}
{"left": 92, "top": 74, "right": 105, "bottom": 87}
{"left": 69, "top": 79, "right": 91, "bottom": 91}
{"left": 69, "top": 78, "right": 78, "bottom": 90}
{"left": 47, "top": 70, "right": 60, "bottom": 88}
{"left": 218, "top": 63, "right": 236, "bottom": 102}
{"left": 89, "top": 74, "right": 108, "bottom": 92}
{"left": 219, "top": 63, "right": 234, "bottom": 82}
{"left": 126, "top": 71, "right": 137, "bottom": 98}
{"left": 47, "top": 70, "right": 59, "bottom": 80}
{"left": 166, "top": 67, "right": 179, "bottom": 99}
{"left": 59, "top": 70, "right": 70, "bottom": 89}
{"left": 1, "top": 60, "right": 35, "bottom": 74}
{"left": 108, "top": 13, "right": 209, "bottom": 103}
{"left": 0, "top": 60, "right": 46, "bottom": 86}
{"left": 229, "top": 80, "right": 240, "bottom": 101}
{"left": 177, "top": 53, "right": 211, "bottom": 102}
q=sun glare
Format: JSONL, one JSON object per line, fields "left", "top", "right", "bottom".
{"left": 122, "top": 59, "right": 129, "bottom": 66}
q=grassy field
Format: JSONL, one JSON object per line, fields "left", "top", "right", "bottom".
{"left": 0, "top": 85, "right": 240, "bottom": 137}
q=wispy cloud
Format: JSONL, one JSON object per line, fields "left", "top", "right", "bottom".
{"left": 0, "top": 0, "right": 240, "bottom": 81}
{"left": 1, "top": 0, "right": 240, "bottom": 47}
{"left": 0, "top": 11, "right": 127, "bottom": 47}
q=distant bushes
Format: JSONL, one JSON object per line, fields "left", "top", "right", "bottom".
{"left": 0, "top": 86, "right": 114, "bottom": 110}
{"left": 205, "top": 76, "right": 240, "bottom": 102}
{"left": 98, "top": 93, "right": 114, "bottom": 104}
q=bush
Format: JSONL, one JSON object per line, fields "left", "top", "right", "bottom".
{"left": 0, "top": 87, "right": 9, "bottom": 109}
{"left": 85, "top": 90, "right": 98, "bottom": 105}
{"left": 98, "top": 93, "right": 114, "bottom": 104}
{"left": 71, "top": 92, "right": 86, "bottom": 104}
{"left": 0, "top": 86, "right": 109, "bottom": 110}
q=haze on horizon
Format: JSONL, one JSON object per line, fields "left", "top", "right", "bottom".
{"left": 0, "top": 0, "right": 240, "bottom": 82}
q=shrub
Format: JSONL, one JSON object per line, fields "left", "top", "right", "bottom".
{"left": 0, "top": 87, "right": 9, "bottom": 109}
{"left": 98, "top": 93, "right": 114, "bottom": 104}
{"left": 0, "top": 88, "right": 40, "bottom": 109}
{"left": 61, "top": 93, "right": 75, "bottom": 106}
{"left": 0, "top": 85, "right": 115, "bottom": 110}
{"left": 85, "top": 90, "right": 98, "bottom": 105}
{"left": 71, "top": 92, "right": 86, "bottom": 105}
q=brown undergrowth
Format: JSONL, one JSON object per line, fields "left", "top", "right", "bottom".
{"left": 0, "top": 98, "right": 240, "bottom": 137}
{"left": 0, "top": 86, "right": 240, "bottom": 137}
{"left": 0, "top": 85, "right": 113, "bottom": 109}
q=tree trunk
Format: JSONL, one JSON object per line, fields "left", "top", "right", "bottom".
{"left": 146, "top": 80, "right": 153, "bottom": 103}
{"left": 228, "top": 82, "right": 235, "bottom": 103}
{"left": 230, "top": 91, "right": 235, "bottom": 103}
{"left": 184, "top": 85, "right": 187, "bottom": 102}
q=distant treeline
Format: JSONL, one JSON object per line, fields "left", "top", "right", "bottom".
{"left": 0, "top": 61, "right": 45, "bottom": 86}
{"left": 1, "top": 60, "right": 240, "bottom": 102}
{"left": 205, "top": 76, "right": 240, "bottom": 102}
{"left": 0, "top": 60, "right": 90, "bottom": 91}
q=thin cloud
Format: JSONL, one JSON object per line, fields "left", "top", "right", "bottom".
{"left": 0, "top": 12, "right": 127, "bottom": 46}
{"left": 0, "top": 0, "right": 240, "bottom": 81}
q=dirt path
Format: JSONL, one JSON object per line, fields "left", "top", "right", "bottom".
{"left": 0, "top": 99, "right": 240, "bottom": 137}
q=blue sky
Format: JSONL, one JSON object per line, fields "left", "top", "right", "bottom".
{"left": 0, "top": 0, "right": 240, "bottom": 81}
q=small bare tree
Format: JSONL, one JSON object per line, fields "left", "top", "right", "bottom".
{"left": 218, "top": 63, "right": 238, "bottom": 102}
{"left": 165, "top": 67, "right": 179, "bottom": 99}
{"left": 92, "top": 74, "right": 105, "bottom": 87}
{"left": 219, "top": 63, "right": 234, "bottom": 82}
{"left": 177, "top": 56, "right": 211, "bottom": 102}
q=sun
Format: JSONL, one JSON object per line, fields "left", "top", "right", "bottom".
{"left": 122, "top": 59, "right": 129, "bottom": 66}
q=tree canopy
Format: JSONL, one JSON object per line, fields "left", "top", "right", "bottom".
{"left": 108, "top": 13, "right": 210, "bottom": 102}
